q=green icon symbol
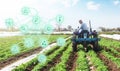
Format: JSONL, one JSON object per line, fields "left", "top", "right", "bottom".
{"left": 44, "top": 24, "right": 54, "bottom": 34}
{"left": 11, "top": 44, "right": 20, "bottom": 54}
{"left": 38, "top": 54, "right": 47, "bottom": 64}
{"left": 56, "top": 15, "right": 64, "bottom": 24}
{"left": 21, "top": 7, "right": 30, "bottom": 15}
{"left": 32, "top": 15, "right": 41, "bottom": 24}
{"left": 5, "top": 18, "right": 14, "bottom": 27}
{"left": 19, "top": 24, "right": 29, "bottom": 33}
{"left": 39, "top": 38, "right": 49, "bottom": 48}
{"left": 24, "top": 38, "right": 34, "bottom": 48}
{"left": 57, "top": 37, "right": 65, "bottom": 46}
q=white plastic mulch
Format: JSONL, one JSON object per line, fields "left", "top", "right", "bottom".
{"left": 0, "top": 31, "right": 73, "bottom": 38}
{"left": 99, "top": 34, "right": 120, "bottom": 40}
{"left": 0, "top": 36, "right": 71, "bottom": 71}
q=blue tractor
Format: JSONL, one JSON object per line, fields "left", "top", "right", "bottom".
{"left": 71, "top": 21, "right": 100, "bottom": 52}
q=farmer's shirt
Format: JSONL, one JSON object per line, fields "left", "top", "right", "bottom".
{"left": 78, "top": 23, "right": 88, "bottom": 33}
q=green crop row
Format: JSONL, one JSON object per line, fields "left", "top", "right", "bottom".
{"left": 100, "top": 38, "right": 120, "bottom": 49}
{"left": 87, "top": 50, "right": 108, "bottom": 71}
{"left": 100, "top": 38, "right": 120, "bottom": 57}
{"left": 102, "top": 51, "right": 120, "bottom": 68}
{"left": 49, "top": 44, "right": 72, "bottom": 71}
{"left": 75, "top": 50, "right": 89, "bottom": 71}
{"left": 0, "top": 35, "right": 69, "bottom": 62}
{"left": 32, "top": 41, "right": 71, "bottom": 71}
{"left": 12, "top": 40, "right": 71, "bottom": 71}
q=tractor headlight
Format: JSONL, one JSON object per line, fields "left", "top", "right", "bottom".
{"left": 84, "top": 33, "right": 87, "bottom": 38}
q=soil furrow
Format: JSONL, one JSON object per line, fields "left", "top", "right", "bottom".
{"left": 97, "top": 52, "right": 120, "bottom": 71}
{"left": 66, "top": 52, "right": 78, "bottom": 71}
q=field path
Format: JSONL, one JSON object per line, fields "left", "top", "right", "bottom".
{"left": 0, "top": 36, "right": 71, "bottom": 71}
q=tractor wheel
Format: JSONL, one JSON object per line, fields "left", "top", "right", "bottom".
{"left": 93, "top": 41, "right": 100, "bottom": 52}
{"left": 72, "top": 42, "right": 77, "bottom": 52}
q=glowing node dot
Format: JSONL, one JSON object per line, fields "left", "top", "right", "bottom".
{"left": 57, "top": 37, "right": 65, "bottom": 46}
{"left": 38, "top": 54, "right": 47, "bottom": 64}
{"left": 56, "top": 14, "right": 64, "bottom": 24}
{"left": 24, "top": 38, "right": 34, "bottom": 48}
{"left": 5, "top": 18, "right": 14, "bottom": 27}
{"left": 44, "top": 24, "right": 54, "bottom": 34}
{"left": 21, "top": 7, "right": 31, "bottom": 15}
{"left": 11, "top": 44, "right": 20, "bottom": 54}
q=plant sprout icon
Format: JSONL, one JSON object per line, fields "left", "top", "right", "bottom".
{"left": 56, "top": 15, "right": 64, "bottom": 24}
{"left": 59, "top": 16, "right": 62, "bottom": 22}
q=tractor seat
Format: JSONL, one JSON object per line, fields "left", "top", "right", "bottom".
{"left": 78, "top": 30, "right": 89, "bottom": 38}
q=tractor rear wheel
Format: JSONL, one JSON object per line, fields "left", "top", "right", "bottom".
{"left": 93, "top": 41, "right": 100, "bottom": 52}
{"left": 72, "top": 42, "right": 77, "bottom": 52}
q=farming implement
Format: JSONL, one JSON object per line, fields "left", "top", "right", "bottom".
{"left": 72, "top": 20, "right": 100, "bottom": 52}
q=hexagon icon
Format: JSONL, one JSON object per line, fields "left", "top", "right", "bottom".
{"left": 38, "top": 54, "right": 47, "bottom": 64}
{"left": 39, "top": 38, "right": 49, "bottom": 48}
{"left": 32, "top": 15, "right": 41, "bottom": 25}
{"left": 21, "top": 7, "right": 31, "bottom": 15}
{"left": 11, "top": 44, "right": 20, "bottom": 54}
{"left": 44, "top": 24, "right": 54, "bottom": 34}
{"left": 24, "top": 38, "right": 34, "bottom": 48}
{"left": 57, "top": 37, "right": 65, "bottom": 46}
{"left": 19, "top": 24, "right": 29, "bottom": 33}
{"left": 5, "top": 18, "right": 14, "bottom": 27}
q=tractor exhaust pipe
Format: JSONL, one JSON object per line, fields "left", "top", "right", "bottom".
{"left": 89, "top": 20, "right": 92, "bottom": 32}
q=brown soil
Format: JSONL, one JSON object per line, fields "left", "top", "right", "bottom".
{"left": 97, "top": 52, "right": 120, "bottom": 71}
{"left": 66, "top": 52, "right": 78, "bottom": 71}
{"left": 116, "top": 48, "right": 120, "bottom": 52}
{"left": 0, "top": 47, "right": 43, "bottom": 69}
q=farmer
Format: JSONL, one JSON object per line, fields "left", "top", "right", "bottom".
{"left": 72, "top": 20, "right": 89, "bottom": 52}
{"left": 73, "top": 20, "right": 88, "bottom": 35}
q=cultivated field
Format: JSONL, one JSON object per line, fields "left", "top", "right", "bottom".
{"left": 0, "top": 35, "right": 120, "bottom": 71}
